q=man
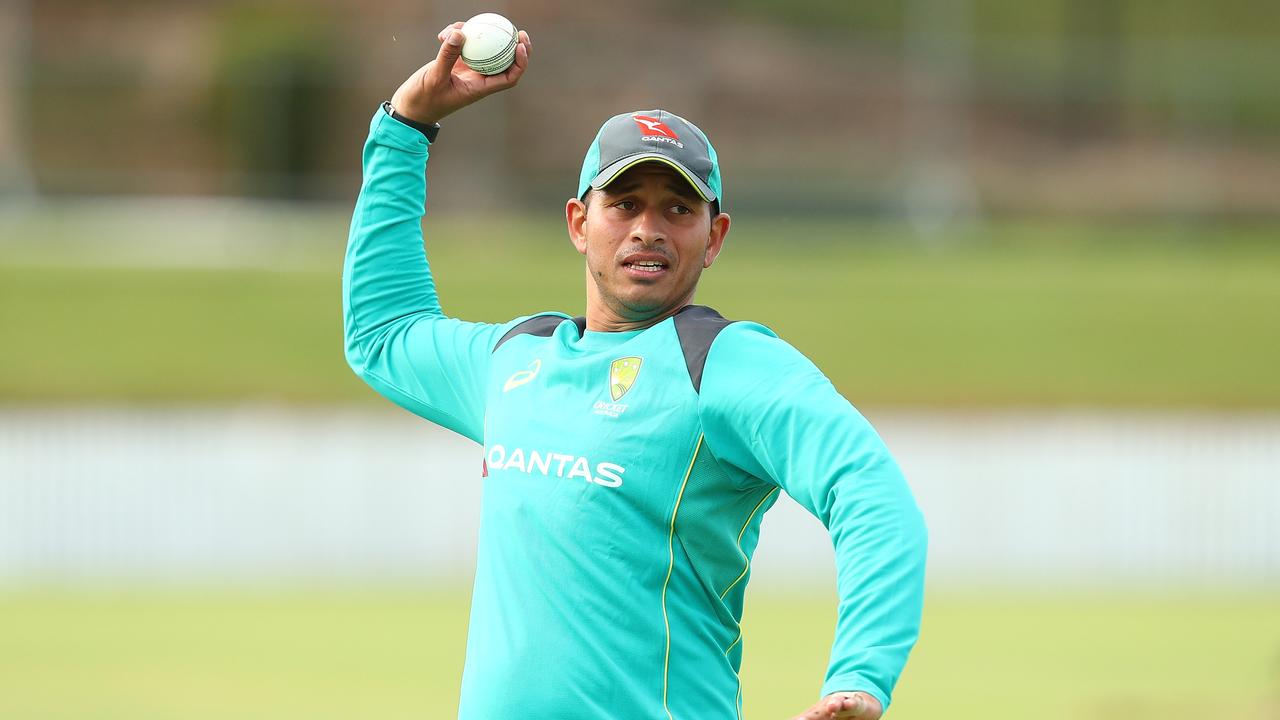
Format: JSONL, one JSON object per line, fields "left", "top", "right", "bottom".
{"left": 343, "top": 21, "right": 926, "bottom": 720}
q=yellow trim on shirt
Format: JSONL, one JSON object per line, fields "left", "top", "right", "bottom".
{"left": 719, "top": 487, "right": 780, "bottom": 600}
{"left": 661, "top": 434, "right": 704, "bottom": 720}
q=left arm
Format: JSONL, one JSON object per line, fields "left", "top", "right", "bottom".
{"left": 700, "top": 323, "right": 927, "bottom": 717}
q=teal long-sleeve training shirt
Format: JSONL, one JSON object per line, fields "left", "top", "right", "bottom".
{"left": 343, "top": 106, "right": 927, "bottom": 719}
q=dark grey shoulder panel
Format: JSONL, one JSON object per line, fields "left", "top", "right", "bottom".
{"left": 672, "top": 305, "right": 735, "bottom": 393}
{"left": 492, "top": 314, "right": 585, "bottom": 353}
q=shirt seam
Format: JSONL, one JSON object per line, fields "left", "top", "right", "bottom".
{"left": 660, "top": 434, "right": 704, "bottom": 720}
{"left": 718, "top": 486, "right": 779, "bottom": 600}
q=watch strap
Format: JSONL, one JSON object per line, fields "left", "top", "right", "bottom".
{"left": 382, "top": 101, "right": 440, "bottom": 142}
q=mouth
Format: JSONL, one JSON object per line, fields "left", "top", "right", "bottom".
{"left": 620, "top": 253, "right": 670, "bottom": 280}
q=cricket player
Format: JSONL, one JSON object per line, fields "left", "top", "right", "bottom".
{"left": 343, "top": 22, "right": 927, "bottom": 720}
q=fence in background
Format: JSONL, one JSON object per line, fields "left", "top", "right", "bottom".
{"left": 1, "top": 407, "right": 1277, "bottom": 589}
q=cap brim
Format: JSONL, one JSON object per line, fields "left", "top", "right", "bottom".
{"left": 588, "top": 153, "right": 716, "bottom": 203}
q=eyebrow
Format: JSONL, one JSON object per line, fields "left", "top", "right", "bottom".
{"left": 606, "top": 181, "right": 699, "bottom": 202}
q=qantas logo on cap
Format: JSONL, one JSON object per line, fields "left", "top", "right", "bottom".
{"left": 632, "top": 115, "right": 679, "bottom": 139}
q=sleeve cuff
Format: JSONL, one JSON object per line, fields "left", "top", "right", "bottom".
{"left": 381, "top": 101, "right": 440, "bottom": 142}
{"left": 368, "top": 104, "right": 432, "bottom": 154}
{"left": 820, "top": 674, "right": 890, "bottom": 714}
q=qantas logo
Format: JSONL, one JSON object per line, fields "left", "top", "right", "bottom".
{"left": 632, "top": 115, "right": 679, "bottom": 139}
{"left": 503, "top": 359, "right": 541, "bottom": 392}
{"left": 486, "top": 444, "right": 625, "bottom": 488}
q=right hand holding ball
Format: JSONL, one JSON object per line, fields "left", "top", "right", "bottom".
{"left": 388, "top": 15, "right": 530, "bottom": 126}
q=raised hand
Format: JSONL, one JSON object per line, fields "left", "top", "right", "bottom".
{"left": 788, "top": 691, "right": 883, "bottom": 720}
{"left": 389, "top": 21, "right": 531, "bottom": 126}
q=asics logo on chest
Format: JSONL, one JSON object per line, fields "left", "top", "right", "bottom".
{"left": 503, "top": 359, "right": 540, "bottom": 392}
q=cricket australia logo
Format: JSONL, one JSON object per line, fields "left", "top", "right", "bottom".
{"left": 609, "top": 357, "right": 642, "bottom": 400}
{"left": 593, "top": 356, "right": 642, "bottom": 418}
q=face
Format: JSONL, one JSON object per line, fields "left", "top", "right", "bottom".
{"left": 566, "top": 162, "right": 731, "bottom": 327}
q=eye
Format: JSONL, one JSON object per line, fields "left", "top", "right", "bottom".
{"left": 613, "top": 200, "right": 636, "bottom": 211}
{"left": 671, "top": 205, "right": 691, "bottom": 215}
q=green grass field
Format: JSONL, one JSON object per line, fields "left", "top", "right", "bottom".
{"left": 2, "top": 212, "right": 1278, "bottom": 407}
{"left": 2, "top": 210, "right": 1278, "bottom": 717}
{"left": 1, "top": 590, "right": 1277, "bottom": 719}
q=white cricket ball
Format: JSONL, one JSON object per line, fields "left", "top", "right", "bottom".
{"left": 459, "top": 13, "right": 518, "bottom": 76}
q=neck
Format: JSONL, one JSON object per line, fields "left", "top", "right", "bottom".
{"left": 584, "top": 294, "right": 695, "bottom": 332}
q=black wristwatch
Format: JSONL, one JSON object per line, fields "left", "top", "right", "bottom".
{"left": 383, "top": 101, "right": 440, "bottom": 142}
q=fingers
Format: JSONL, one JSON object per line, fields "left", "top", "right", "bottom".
{"left": 787, "top": 692, "right": 878, "bottom": 720}
{"left": 490, "top": 30, "right": 531, "bottom": 87}
{"left": 823, "top": 692, "right": 880, "bottom": 719}
{"left": 430, "top": 26, "right": 466, "bottom": 81}
{"left": 824, "top": 693, "right": 864, "bottom": 717}
{"left": 437, "top": 21, "right": 464, "bottom": 42}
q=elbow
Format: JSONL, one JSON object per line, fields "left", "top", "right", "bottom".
{"left": 911, "top": 505, "right": 929, "bottom": 571}
{"left": 909, "top": 498, "right": 928, "bottom": 549}
{"left": 343, "top": 317, "right": 378, "bottom": 378}
{"left": 344, "top": 342, "right": 366, "bottom": 378}
{"left": 896, "top": 503, "right": 929, "bottom": 596}
{"left": 895, "top": 490, "right": 928, "bottom": 565}
{"left": 341, "top": 302, "right": 402, "bottom": 378}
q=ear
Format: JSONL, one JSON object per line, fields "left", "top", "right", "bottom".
{"left": 703, "top": 211, "right": 730, "bottom": 268}
{"left": 566, "top": 197, "right": 588, "bottom": 256}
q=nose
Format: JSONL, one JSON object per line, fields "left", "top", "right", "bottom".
{"left": 630, "top": 207, "right": 666, "bottom": 245}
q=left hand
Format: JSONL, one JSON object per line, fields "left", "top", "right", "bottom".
{"left": 788, "top": 691, "right": 883, "bottom": 719}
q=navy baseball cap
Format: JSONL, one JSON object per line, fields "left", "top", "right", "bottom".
{"left": 577, "top": 109, "right": 722, "bottom": 208}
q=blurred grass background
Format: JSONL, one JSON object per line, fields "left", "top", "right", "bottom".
{"left": 2, "top": 0, "right": 1279, "bottom": 717}
{"left": 3, "top": 214, "right": 1278, "bottom": 408}
{"left": 2, "top": 590, "right": 1277, "bottom": 719}
{"left": 4, "top": 211, "right": 1278, "bottom": 718}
